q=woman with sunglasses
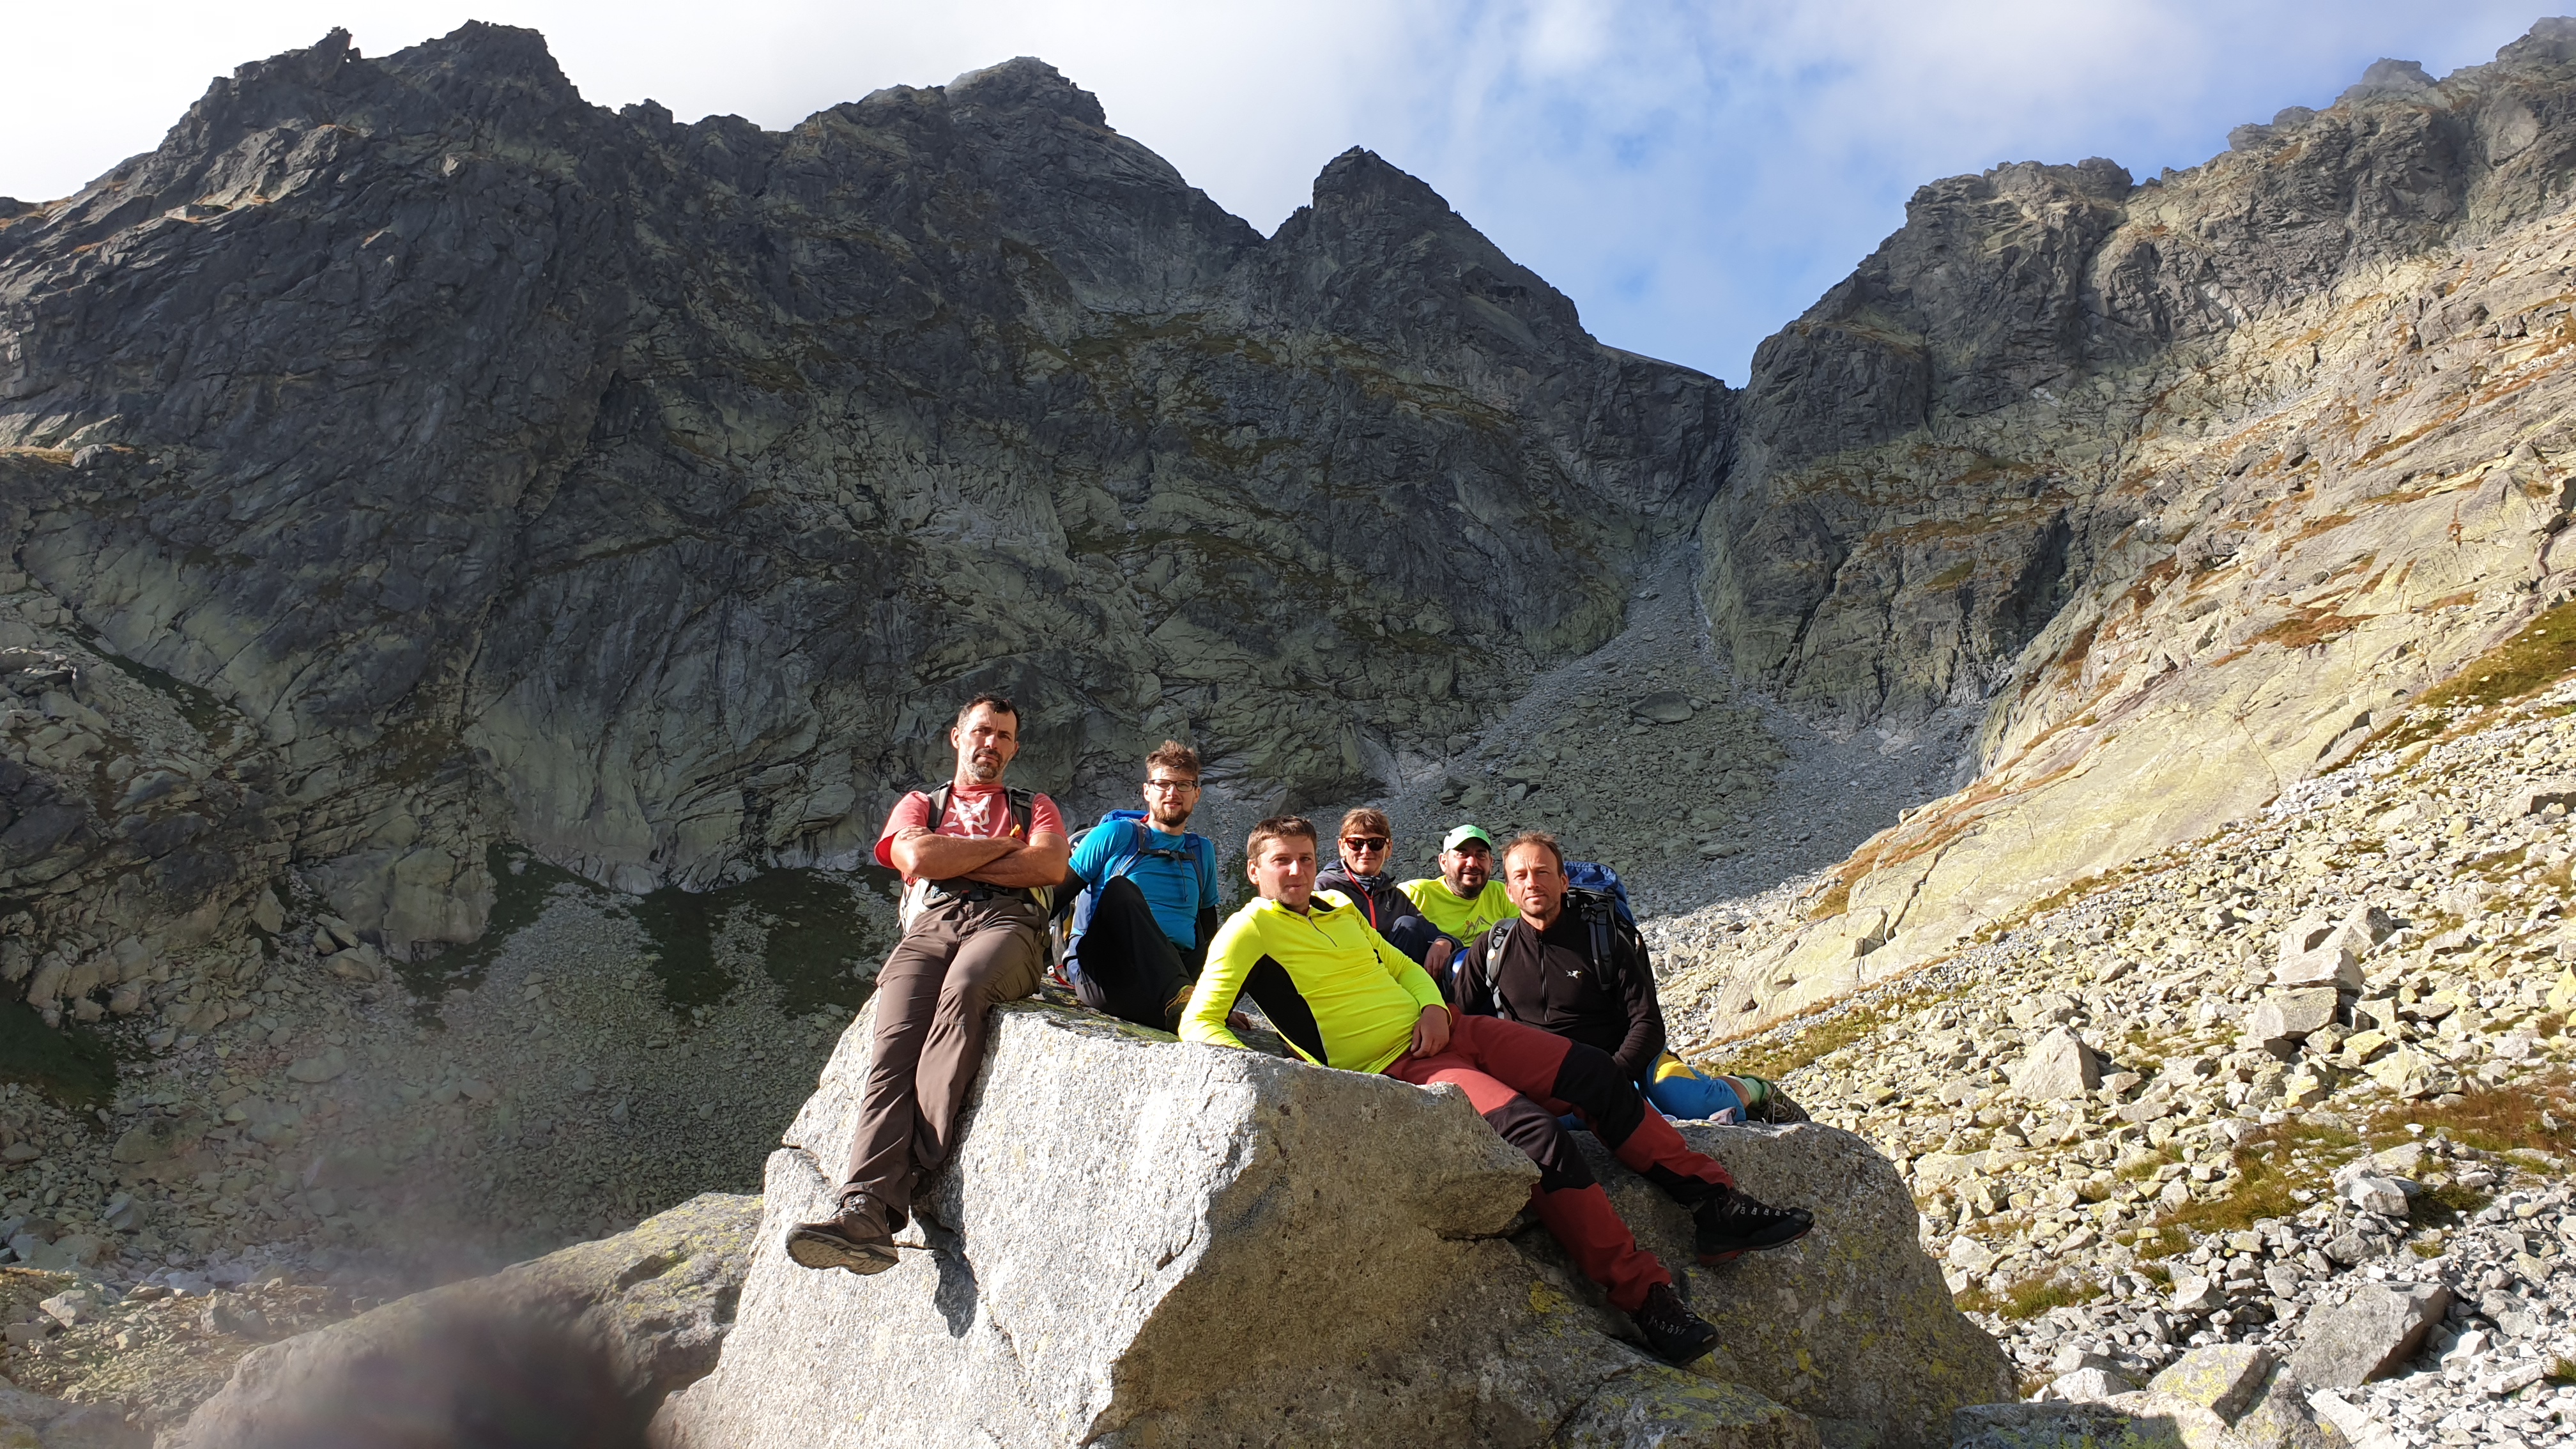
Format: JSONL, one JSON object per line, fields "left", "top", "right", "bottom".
{"left": 1314, "top": 807, "right": 1454, "bottom": 983}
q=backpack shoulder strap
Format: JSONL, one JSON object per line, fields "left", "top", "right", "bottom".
{"left": 1189, "top": 832, "right": 1216, "bottom": 898}
{"left": 1480, "top": 919, "right": 1515, "bottom": 1004}
{"left": 1568, "top": 891, "right": 1622, "bottom": 992}
{"left": 925, "top": 783, "right": 953, "bottom": 829}
{"left": 1111, "top": 818, "right": 1151, "bottom": 882}
{"left": 1006, "top": 786, "right": 1032, "bottom": 838}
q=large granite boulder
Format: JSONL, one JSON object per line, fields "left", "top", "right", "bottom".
{"left": 171, "top": 1192, "right": 758, "bottom": 1448}
{"left": 655, "top": 1001, "right": 2004, "bottom": 1448}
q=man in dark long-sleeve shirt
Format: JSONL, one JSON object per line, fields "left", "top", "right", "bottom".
{"left": 1460, "top": 831, "right": 1787, "bottom": 1124}
{"left": 1456, "top": 863, "right": 1664, "bottom": 1082}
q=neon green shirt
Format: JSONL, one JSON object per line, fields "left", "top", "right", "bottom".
{"left": 1398, "top": 876, "right": 1515, "bottom": 940}
{"left": 1182, "top": 893, "right": 1446, "bottom": 1075}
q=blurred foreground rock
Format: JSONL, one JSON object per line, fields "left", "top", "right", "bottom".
{"left": 170, "top": 1192, "right": 757, "bottom": 1448}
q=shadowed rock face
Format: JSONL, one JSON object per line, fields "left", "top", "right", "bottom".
{"left": 0, "top": 24, "right": 1728, "bottom": 949}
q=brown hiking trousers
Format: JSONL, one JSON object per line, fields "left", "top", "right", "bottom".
{"left": 837, "top": 891, "right": 1047, "bottom": 1225}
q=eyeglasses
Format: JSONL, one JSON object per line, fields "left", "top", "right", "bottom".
{"left": 1341, "top": 837, "right": 1388, "bottom": 851}
{"left": 1142, "top": 779, "right": 1201, "bottom": 793}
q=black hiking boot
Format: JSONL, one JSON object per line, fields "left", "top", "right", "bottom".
{"left": 1632, "top": 1282, "right": 1719, "bottom": 1365}
{"left": 1693, "top": 1184, "right": 1813, "bottom": 1264}
{"left": 785, "top": 1197, "right": 899, "bottom": 1275}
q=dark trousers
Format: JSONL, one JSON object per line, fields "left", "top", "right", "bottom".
{"left": 838, "top": 894, "right": 1046, "bottom": 1227}
{"left": 1379, "top": 912, "right": 1444, "bottom": 967}
{"left": 1066, "top": 877, "right": 1194, "bottom": 1030}
{"left": 1068, "top": 877, "right": 1318, "bottom": 1039}
{"left": 1388, "top": 1014, "right": 1732, "bottom": 1313}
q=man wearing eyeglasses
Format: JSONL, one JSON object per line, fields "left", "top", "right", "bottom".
{"left": 1315, "top": 808, "right": 1450, "bottom": 977}
{"left": 1058, "top": 740, "right": 1223, "bottom": 1030}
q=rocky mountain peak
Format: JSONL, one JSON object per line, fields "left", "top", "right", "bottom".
{"left": 1251, "top": 145, "right": 1592, "bottom": 364}
{"left": 1308, "top": 144, "right": 1450, "bottom": 214}
{"left": 942, "top": 54, "right": 1110, "bottom": 128}
{"left": 2498, "top": 13, "right": 2576, "bottom": 65}
{"left": 2340, "top": 57, "right": 2435, "bottom": 103}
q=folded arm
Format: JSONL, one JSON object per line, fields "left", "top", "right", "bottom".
{"left": 964, "top": 831, "right": 1070, "bottom": 887}
{"left": 890, "top": 829, "right": 1016, "bottom": 880}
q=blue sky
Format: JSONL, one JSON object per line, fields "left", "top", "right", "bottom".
{"left": 0, "top": 2, "right": 2556, "bottom": 381}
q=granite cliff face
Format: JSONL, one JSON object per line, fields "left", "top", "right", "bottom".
{"left": 1685, "top": 21, "right": 2576, "bottom": 1031}
{"left": 0, "top": 25, "right": 1726, "bottom": 967}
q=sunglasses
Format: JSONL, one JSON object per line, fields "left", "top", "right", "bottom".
{"left": 1342, "top": 837, "right": 1389, "bottom": 850}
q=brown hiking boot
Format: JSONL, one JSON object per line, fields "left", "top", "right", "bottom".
{"left": 785, "top": 1196, "right": 898, "bottom": 1275}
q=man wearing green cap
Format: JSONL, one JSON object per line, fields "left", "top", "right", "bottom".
{"left": 1400, "top": 825, "right": 1516, "bottom": 991}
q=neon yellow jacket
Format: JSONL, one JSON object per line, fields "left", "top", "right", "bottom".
{"left": 1398, "top": 876, "right": 1515, "bottom": 940}
{"left": 1182, "top": 893, "right": 1446, "bottom": 1075}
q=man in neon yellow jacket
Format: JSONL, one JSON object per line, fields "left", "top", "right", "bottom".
{"left": 1183, "top": 816, "right": 1813, "bottom": 1367}
{"left": 1398, "top": 823, "right": 1516, "bottom": 947}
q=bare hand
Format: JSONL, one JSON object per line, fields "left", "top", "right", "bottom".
{"left": 1425, "top": 938, "right": 1454, "bottom": 976}
{"left": 1410, "top": 1004, "right": 1452, "bottom": 1059}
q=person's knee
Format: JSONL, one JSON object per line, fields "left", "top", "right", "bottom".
{"left": 1381, "top": 915, "right": 1438, "bottom": 964}
{"left": 943, "top": 941, "right": 1039, "bottom": 1007}
{"left": 1482, "top": 1095, "right": 1594, "bottom": 1193}
{"left": 1550, "top": 1041, "right": 1645, "bottom": 1145}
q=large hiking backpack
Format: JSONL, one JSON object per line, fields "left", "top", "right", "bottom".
{"left": 900, "top": 783, "right": 1041, "bottom": 930}
{"left": 1476, "top": 859, "right": 1643, "bottom": 1000}
{"left": 1563, "top": 860, "right": 1636, "bottom": 928}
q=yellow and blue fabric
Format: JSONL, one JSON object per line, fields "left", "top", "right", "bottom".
{"left": 1643, "top": 1055, "right": 1747, "bottom": 1122}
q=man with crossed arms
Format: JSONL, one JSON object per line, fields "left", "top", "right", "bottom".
{"left": 787, "top": 694, "right": 1069, "bottom": 1275}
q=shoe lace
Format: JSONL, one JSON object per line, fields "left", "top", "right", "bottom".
{"left": 1636, "top": 1286, "right": 1691, "bottom": 1332}
{"left": 1717, "top": 1191, "right": 1800, "bottom": 1226}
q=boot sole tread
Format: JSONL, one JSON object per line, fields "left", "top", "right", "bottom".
{"left": 785, "top": 1228, "right": 898, "bottom": 1274}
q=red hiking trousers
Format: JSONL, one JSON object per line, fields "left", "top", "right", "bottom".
{"left": 1387, "top": 1012, "right": 1731, "bottom": 1313}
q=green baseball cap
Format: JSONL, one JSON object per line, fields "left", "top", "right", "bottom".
{"left": 1441, "top": 824, "right": 1494, "bottom": 854}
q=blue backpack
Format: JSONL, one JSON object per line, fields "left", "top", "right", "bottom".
{"left": 1083, "top": 810, "right": 1215, "bottom": 895}
{"left": 1054, "top": 812, "right": 1216, "bottom": 975}
{"left": 1563, "top": 860, "right": 1636, "bottom": 928}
